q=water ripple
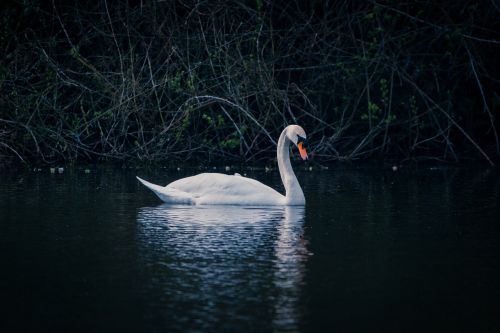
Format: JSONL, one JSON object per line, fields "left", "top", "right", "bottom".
{"left": 136, "top": 205, "right": 309, "bottom": 332}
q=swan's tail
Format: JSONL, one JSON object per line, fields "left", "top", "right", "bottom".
{"left": 136, "top": 176, "right": 194, "bottom": 204}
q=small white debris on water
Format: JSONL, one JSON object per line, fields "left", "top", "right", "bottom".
{"left": 309, "top": 166, "right": 313, "bottom": 171}
{"left": 177, "top": 167, "right": 181, "bottom": 171}
{"left": 225, "top": 166, "right": 230, "bottom": 172}
{"left": 392, "top": 165, "right": 398, "bottom": 171}
{"left": 84, "top": 169, "right": 91, "bottom": 174}
{"left": 50, "top": 167, "right": 55, "bottom": 174}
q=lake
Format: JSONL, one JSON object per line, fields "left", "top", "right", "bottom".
{"left": 1, "top": 165, "right": 499, "bottom": 332}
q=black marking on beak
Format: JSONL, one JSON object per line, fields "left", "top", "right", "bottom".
{"left": 297, "top": 135, "right": 308, "bottom": 149}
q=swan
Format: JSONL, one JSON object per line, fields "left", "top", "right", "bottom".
{"left": 136, "top": 124, "right": 309, "bottom": 205}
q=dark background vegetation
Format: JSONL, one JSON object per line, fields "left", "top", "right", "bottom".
{"left": 0, "top": 0, "right": 499, "bottom": 166}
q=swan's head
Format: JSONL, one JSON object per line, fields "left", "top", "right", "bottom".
{"left": 287, "top": 125, "right": 309, "bottom": 161}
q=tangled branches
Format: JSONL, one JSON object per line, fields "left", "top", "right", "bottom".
{"left": 0, "top": 1, "right": 498, "bottom": 166}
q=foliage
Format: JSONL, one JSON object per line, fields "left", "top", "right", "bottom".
{"left": 0, "top": 0, "right": 498, "bottom": 165}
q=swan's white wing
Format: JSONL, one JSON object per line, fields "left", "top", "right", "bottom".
{"left": 167, "top": 173, "right": 285, "bottom": 205}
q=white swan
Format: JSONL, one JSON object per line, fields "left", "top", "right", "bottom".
{"left": 136, "top": 125, "right": 309, "bottom": 205}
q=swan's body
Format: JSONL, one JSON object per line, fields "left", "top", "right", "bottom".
{"left": 137, "top": 173, "right": 287, "bottom": 205}
{"left": 137, "top": 125, "right": 308, "bottom": 205}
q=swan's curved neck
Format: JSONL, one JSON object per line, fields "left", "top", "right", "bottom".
{"left": 277, "top": 128, "right": 305, "bottom": 205}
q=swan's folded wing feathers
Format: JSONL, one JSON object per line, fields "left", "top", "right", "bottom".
{"left": 168, "top": 173, "right": 284, "bottom": 205}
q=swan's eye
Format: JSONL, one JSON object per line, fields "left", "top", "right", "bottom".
{"left": 297, "top": 135, "right": 308, "bottom": 147}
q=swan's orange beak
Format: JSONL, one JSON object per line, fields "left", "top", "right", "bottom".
{"left": 297, "top": 142, "right": 308, "bottom": 160}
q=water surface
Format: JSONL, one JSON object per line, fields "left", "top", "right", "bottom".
{"left": 1, "top": 166, "right": 499, "bottom": 332}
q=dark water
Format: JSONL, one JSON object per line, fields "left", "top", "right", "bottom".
{"left": 1, "top": 165, "right": 499, "bottom": 332}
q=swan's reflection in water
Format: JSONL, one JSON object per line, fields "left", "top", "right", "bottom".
{"left": 137, "top": 205, "right": 310, "bottom": 332}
